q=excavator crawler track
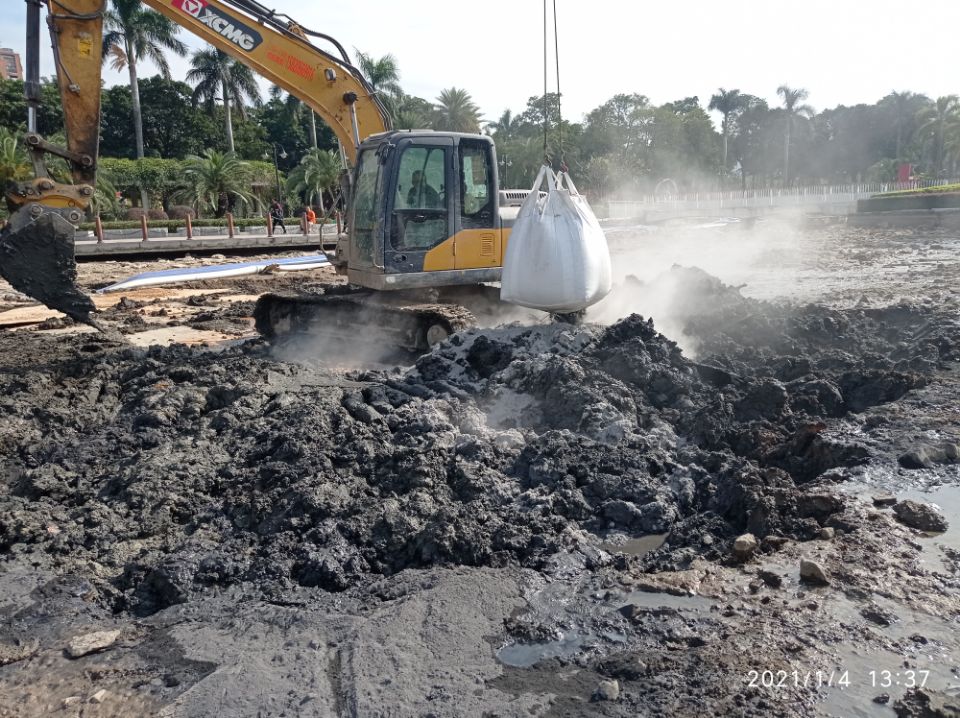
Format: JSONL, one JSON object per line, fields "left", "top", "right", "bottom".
{"left": 254, "top": 289, "right": 477, "bottom": 353}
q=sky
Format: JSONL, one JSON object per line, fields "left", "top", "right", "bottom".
{"left": 1, "top": 0, "right": 959, "bottom": 126}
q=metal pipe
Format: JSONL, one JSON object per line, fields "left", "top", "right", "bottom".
{"left": 25, "top": 0, "right": 43, "bottom": 133}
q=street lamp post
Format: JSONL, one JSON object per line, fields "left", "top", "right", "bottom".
{"left": 500, "top": 155, "right": 512, "bottom": 188}
{"left": 272, "top": 143, "right": 288, "bottom": 205}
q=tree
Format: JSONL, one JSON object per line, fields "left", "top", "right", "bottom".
{"left": 708, "top": 88, "right": 746, "bottom": 176}
{"left": 268, "top": 85, "right": 319, "bottom": 149}
{"left": 487, "top": 109, "right": 519, "bottom": 141}
{"left": 776, "top": 85, "right": 814, "bottom": 184}
{"left": 393, "top": 93, "right": 433, "bottom": 130}
{"left": 915, "top": 95, "right": 960, "bottom": 177}
{"left": 432, "top": 87, "right": 481, "bottom": 133}
{"left": 187, "top": 47, "right": 262, "bottom": 154}
{"left": 102, "top": 0, "right": 187, "bottom": 206}
{"left": 881, "top": 91, "right": 929, "bottom": 160}
{"left": 0, "top": 78, "right": 63, "bottom": 137}
{"left": 286, "top": 148, "right": 341, "bottom": 209}
{"left": 100, "top": 77, "right": 221, "bottom": 159}
{"left": 355, "top": 50, "right": 402, "bottom": 118}
{"left": 0, "top": 128, "right": 30, "bottom": 185}
{"left": 174, "top": 149, "right": 253, "bottom": 217}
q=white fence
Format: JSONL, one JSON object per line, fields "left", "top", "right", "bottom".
{"left": 607, "top": 179, "right": 960, "bottom": 218}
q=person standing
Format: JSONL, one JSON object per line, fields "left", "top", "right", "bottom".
{"left": 304, "top": 205, "right": 317, "bottom": 233}
{"left": 270, "top": 201, "right": 287, "bottom": 234}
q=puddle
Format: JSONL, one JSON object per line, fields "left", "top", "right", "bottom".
{"left": 497, "top": 632, "right": 585, "bottom": 668}
{"left": 816, "top": 591, "right": 960, "bottom": 718}
{"left": 600, "top": 533, "right": 668, "bottom": 557}
{"left": 839, "top": 479, "right": 960, "bottom": 575}
{"left": 496, "top": 583, "right": 712, "bottom": 669}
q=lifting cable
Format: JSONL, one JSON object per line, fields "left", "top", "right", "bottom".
{"left": 542, "top": 0, "right": 566, "bottom": 171}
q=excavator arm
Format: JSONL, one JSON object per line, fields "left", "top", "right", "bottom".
{"left": 140, "top": 0, "right": 391, "bottom": 163}
{"left": 0, "top": 0, "right": 390, "bottom": 324}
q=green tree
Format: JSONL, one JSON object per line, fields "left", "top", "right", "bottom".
{"left": 187, "top": 47, "right": 262, "bottom": 154}
{"left": 0, "top": 78, "right": 64, "bottom": 137}
{"left": 776, "top": 85, "right": 814, "bottom": 185}
{"left": 101, "top": 0, "right": 187, "bottom": 174}
{"left": 393, "top": 93, "right": 433, "bottom": 130}
{"left": 0, "top": 127, "right": 30, "bottom": 184}
{"left": 915, "top": 95, "right": 960, "bottom": 177}
{"left": 432, "top": 87, "right": 481, "bottom": 133}
{"left": 174, "top": 150, "right": 253, "bottom": 217}
{"left": 708, "top": 88, "right": 746, "bottom": 176}
{"left": 881, "top": 91, "right": 929, "bottom": 160}
{"left": 268, "top": 85, "right": 319, "bottom": 149}
{"left": 487, "top": 108, "right": 519, "bottom": 142}
{"left": 286, "top": 148, "right": 341, "bottom": 209}
{"left": 355, "top": 50, "right": 402, "bottom": 117}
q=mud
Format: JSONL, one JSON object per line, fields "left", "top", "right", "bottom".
{"left": 1, "top": 222, "right": 959, "bottom": 717}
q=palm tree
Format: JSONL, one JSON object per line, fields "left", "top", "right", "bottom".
{"left": 776, "top": 85, "right": 814, "bottom": 185}
{"left": 883, "top": 91, "right": 928, "bottom": 160}
{"left": 102, "top": 0, "right": 186, "bottom": 207}
{"left": 487, "top": 108, "right": 518, "bottom": 141}
{"left": 187, "top": 48, "right": 263, "bottom": 154}
{"left": 286, "top": 148, "right": 341, "bottom": 209}
{"left": 355, "top": 50, "right": 402, "bottom": 117}
{"left": 915, "top": 95, "right": 960, "bottom": 178}
{"left": 268, "top": 85, "right": 318, "bottom": 149}
{"left": 432, "top": 88, "right": 481, "bottom": 133}
{"left": 174, "top": 149, "right": 252, "bottom": 218}
{"left": 708, "top": 88, "right": 745, "bottom": 175}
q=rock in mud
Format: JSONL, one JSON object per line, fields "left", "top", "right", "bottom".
{"left": 66, "top": 629, "right": 120, "bottom": 658}
{"left": 799, "top": 558, "right": 830, "bottom": 586}
{"left": 0, "top": 638, "right": 39, "bottom": 666}
{"left": 898, "top": 443, "right": 960, "bottom": 470}
{"left": 893, "top": 500, "right": 949, "bottom": 532}
{"left": 894, "top": 687, "right": 960, "bottom": 718}
{"left": 594, "top": 679, "right": 620, "bottom": 701}
{"left": 732, "top": 533, "right": 758, "bottom": 561}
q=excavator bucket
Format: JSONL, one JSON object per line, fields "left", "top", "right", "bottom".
{"left": 0, "top": 211, "right": 96, "bottom": 324}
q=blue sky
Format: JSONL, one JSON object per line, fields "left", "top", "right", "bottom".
{"left": 2, "top": 0, "right": 958, "bottom": 123}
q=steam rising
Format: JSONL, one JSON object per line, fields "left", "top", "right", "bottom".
{"left": 588, "top": 218, "right": 811, "bottom": 355}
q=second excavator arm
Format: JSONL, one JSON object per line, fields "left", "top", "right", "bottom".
{"left": 1, "top": 0, "right": 391, "bottom": 323}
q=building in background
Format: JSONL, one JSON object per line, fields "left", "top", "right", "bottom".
{"left": 0, "top": 48, "right": 23, "bottom": 80}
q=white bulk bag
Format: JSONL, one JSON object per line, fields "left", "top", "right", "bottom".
{"left": 500, "top": 164, "right": 612, "bottom": 313}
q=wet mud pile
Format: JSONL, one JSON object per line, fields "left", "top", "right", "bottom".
{"left": 2, "top": 267, "right": 955, "bottom": 620}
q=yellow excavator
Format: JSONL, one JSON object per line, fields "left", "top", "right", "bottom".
{"left": 1, "top": 0, "right": 529, "bottom": 350}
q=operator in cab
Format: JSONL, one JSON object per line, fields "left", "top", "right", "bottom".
{"left": 407, "top": 170, "right": 442, "bottom": 208}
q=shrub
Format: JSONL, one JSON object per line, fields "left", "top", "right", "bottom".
{"left": 167, "top": 205, "right": 196, "bottom": 220}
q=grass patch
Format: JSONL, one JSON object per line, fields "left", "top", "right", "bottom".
{"left": 874, "top": 183, "right": 960, "bottom": 197}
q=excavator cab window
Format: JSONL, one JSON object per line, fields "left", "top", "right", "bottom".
{"left": 351, "top": 148, "right": 382, "bottom": 266}
{"left": 459, "top": 141, "right": 495, "bottom": 229}
{"left": 391, "top": 146, "right": 449, "bottom": 250}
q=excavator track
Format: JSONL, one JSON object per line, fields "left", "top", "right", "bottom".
{"left": 254, "top": 288, "right": 477, "bottom": 353}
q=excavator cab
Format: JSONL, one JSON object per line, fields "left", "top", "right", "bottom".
{"left": 336, "top": 131, "right": 506, "bottom": 291}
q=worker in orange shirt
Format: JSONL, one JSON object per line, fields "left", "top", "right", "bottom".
{"left": 304, "top": 205, "right": 317, "bottom": 233}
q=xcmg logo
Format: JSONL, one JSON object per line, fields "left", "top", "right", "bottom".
{"left": 171, "top": 0, "right": 262, "bottom": 51}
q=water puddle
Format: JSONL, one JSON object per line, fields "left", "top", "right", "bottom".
{"left": 497, "top": 632, "right": 585, "bottom": 668}
{"left": 599, "top": 533, "right": 668, "bottom": 556}
{"left": 816, "top": 591, "right": 960, "bottom": 718}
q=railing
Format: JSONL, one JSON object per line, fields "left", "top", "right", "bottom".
{"left": 607, "top": 178, "right": 960, "bottom": 218}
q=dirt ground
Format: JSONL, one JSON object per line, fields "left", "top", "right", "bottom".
{"left": 0, "top": 220, "right": 958, "bottom": 717}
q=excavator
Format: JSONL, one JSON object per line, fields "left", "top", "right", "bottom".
{"left": 0, "top": 0, "right": 531, "bottom": 351}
